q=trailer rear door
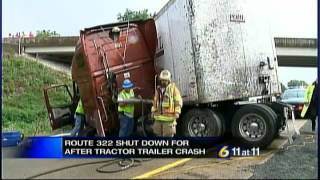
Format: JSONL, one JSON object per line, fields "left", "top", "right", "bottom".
{"left": 155, "top": 0, "right": 199, "bottom": 103}
{"left": 240, "top": 0, "right": 280, "bottom": 95}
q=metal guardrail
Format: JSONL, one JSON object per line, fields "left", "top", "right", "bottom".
{"left": 2, "top": 37, "right": 317, "bottom": 48}
{"left": 274, "top": 37, "right": 317, "bottom": 48}
{"left": 2, "top": 36, "right": 79, "bottom": 47}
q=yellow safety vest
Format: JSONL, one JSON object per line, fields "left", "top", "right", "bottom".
{"left": 76, "top": 100, "right": 84, "bottom": 114}
{"left": 151, "top": 83, "right": 183, "bottom": 122}
{"left": 301, "top": 84, "right": 315, "bottom": 118}
{"left": 118, "top": 89, "right": 135, "bottom": 118}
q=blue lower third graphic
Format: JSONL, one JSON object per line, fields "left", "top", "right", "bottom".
{"left": 19, "top": 137, "right": 63, "bottom": 158}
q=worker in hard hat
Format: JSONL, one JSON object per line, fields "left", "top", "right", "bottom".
{"left": 301, "top": 79, "right": 318, "bottom": 131}
{"left": 70, "top": 100, "right": 85, "bottom": 136}
{"left": 118, "top": 79, "right": 136, "bottom": 137}
{"left": 111, "top": 26, "right": 121, "bottom": 42}
{"left": 151, "top": 70, "right": 183, "bottom": 137}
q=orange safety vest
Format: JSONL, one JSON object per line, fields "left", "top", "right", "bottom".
{"left": 151, "top": 83, "right": 183, "bottom": 122}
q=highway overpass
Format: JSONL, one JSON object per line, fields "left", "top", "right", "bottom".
{"left": 2, "top": 36, "right": 318, "bottom": 67}
{"left": 274, "top": 38, "right": 317, "bottom": 67}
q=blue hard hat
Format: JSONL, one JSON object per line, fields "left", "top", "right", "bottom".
{"left": 122, "top": 79, "right": 134, "bottom": 89}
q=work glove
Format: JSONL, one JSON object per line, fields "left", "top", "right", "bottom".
{"left": 150, "top": 112, "right": 155, "bottom": 120}
{"left": 149, "top": 113, "right": 155, "bottom": 124}
{"left": 175, "top": 113, "right": 180, "bottom": 119}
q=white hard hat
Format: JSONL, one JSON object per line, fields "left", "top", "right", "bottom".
{"left": 159, "top": 70, "right": 171, "bottom": 82}
{"left": 112, "top": 26, "right": 120, "bottom": 33}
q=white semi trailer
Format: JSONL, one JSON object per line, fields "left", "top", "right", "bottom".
{"left": 154, "top": 0, "right": 290, "bottom": 148}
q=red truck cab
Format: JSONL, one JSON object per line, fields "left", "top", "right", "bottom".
{"left": 44, "top": 19, "right": 157, "bottom": 136}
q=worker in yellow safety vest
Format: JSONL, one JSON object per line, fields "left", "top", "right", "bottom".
{"left": 151, "top": 70, "right": 183, "bottom": 137}
{"left": 70, "top": 100, "right": 85, "bottom": 136}
{"left": 118, "top": 79, "right": 136, "bottom": 137}
{"left": 301, "top": 80, "right": 318, "bottom": 131}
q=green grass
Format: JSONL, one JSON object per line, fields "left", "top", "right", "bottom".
{"left": 2, "top": 56, "right": 73, "bottom": 136}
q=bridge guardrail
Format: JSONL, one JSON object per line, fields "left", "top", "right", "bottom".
{"left": 2, "top": 36, "right": 79, "bottom": 47}
{"left": 2, "top": 37, "right": 317, "bottom": 48}
{"left": 274, "top": 37, "right": 317, "bottom": 48}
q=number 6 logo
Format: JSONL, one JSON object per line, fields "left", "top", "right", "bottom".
{"left": 218, "top": 146, "right": 230, "bottom": 158}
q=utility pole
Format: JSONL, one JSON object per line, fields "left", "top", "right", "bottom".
{"left": 18, "top": 37, "right": 21, "bottom": 55}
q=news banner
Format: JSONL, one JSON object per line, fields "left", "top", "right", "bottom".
{"left": 16, "top": 137, "right": 260, "bottom": 159}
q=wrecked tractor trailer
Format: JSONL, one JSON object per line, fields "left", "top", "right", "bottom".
{"left": 44, "top": 0, "right": 293, "bottom": 148}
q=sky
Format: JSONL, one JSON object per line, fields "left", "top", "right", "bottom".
{"left": 2, "top": 0, "right": 169, "bottom": 36}
{"left": 2, "top": 0, "right": 318, "bottom": 86}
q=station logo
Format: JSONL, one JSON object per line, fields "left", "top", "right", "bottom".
{"left": 217, "top": 145, "right": 260, "bottom": 159}
{"left": 217, "top": 145, "right": 232, "bottom": 159}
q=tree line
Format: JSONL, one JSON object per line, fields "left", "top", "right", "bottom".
{"left": 281, "top": 80, "right": 309, "bottom": 92}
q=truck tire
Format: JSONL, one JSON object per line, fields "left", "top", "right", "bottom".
{"left": 179, "top": 108, "right": 224, "bottom": 137}
{"left": 255, "top": 104, "right": 279, "bottom": 138}
{"left": 211, "top": 110, "right": 226, "bottom": 137}
{"left": 231, "top": 104, "right": 276, "bottom": 149}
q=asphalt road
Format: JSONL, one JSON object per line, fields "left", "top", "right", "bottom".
{"left": 150, "top": 120, "right": 312, "bottom": 179}
{"left": 2, "top": 119, "right": 316, "bottom": 179}
{"left": 250, "top": 120, "right": 318, "bottom": 179}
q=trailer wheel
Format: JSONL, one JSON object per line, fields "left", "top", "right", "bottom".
{"left": 255, "top": 104, "right": 279, "bottom": 138}
{"left": 212, "top": 110, "right": 226, "bottom": 136}
{"left": 179, "top": 108, "right": 224, "bottom": 137}
{"left": 231, "top": 104, "right": 276, "bottom": 149}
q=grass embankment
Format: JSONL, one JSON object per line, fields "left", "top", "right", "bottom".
{"left": 2, "top": 53, "right": 73, "bottom": 136}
